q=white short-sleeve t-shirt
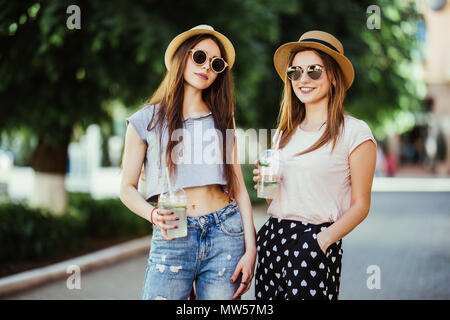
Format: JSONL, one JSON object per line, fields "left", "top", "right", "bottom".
{"left": 267, "top": 114, "right": 377, "bottom": 224}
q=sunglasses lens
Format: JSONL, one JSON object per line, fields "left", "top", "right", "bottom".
{"left": 192, "top": 50, "right": 207, "bottom": 65}
{"left": 308, "top": 65, "right": 322, "bottom": 80}
{"left": 287, "top": 67, "right": 301, "bottom": 81}
{"left": 211, "top": 58, "right": 226, "bottom": 73}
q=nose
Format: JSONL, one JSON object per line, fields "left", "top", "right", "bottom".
{"left": 201, "top": 60, "right": 210, "bottom": 71}
{"left": 298, "top": 70, "right": 310, "bottom": 83}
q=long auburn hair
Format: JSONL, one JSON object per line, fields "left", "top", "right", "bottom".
{"left": 274, "top": 47, "right": 349, "bottom": 155}
{"left": 143, "top": 34, "right": 237, "bottom": 199}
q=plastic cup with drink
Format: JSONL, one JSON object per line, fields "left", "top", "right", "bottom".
{"left": 158, "top": 168, "right": 188, "bottom": 239}
{"left": 257, "top": 131, "right": 283, "bottom": 199}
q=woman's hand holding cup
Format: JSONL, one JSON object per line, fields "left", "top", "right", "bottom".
{"left": 152, "top": 207, "right": 179, "bottom": 241}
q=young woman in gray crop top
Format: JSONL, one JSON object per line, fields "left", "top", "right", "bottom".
{"left": 120, "top": 25, "right": 256, "bottom": 300}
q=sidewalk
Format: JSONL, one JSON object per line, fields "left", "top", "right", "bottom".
{"left": 0, "top": 236, "right": 151, "bottom": 297}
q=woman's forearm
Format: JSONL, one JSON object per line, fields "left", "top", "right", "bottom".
{"left": 236, "top": 192, "right": 257, "bottom": 252}
{"left": 320, "top": 201, "right": 370, "bottom": 248}
{"left": 234, "top": 173, "right": 256, "bottom": 252}
{"left": 119, "top": 184, "right": 153, "bottom": 223}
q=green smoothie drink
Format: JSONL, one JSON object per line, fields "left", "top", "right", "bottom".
{"left": 158, "top": 188, "right": 187, "bottom": 239}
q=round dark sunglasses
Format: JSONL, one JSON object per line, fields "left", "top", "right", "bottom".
{"left": 286, "top": 64, "right": 324, "bottom": 81}
{"left": 189, "top": 49, "right": 228, "bottom": 73}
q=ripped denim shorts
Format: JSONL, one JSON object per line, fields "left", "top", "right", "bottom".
{"left": 141, "top": 199, "right": 245, "bottom": 300}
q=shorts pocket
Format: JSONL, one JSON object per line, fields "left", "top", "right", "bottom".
{"left": 220, "top": 209, "right": 244, "bottom": 237}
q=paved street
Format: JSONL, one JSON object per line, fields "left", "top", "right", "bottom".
{"left": 4, "top": 192, "right": 450, "bottom": 300}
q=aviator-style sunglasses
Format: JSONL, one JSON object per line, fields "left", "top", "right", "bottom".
{"left": 189, "top": 48, "right": 229, "bottom": 73}
{"left": 286, "top": 64, "right": 324, "bottom": 81}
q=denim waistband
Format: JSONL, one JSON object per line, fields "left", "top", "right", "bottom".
{"left": 187, "top": 199, "right": 238, "bottom": 227}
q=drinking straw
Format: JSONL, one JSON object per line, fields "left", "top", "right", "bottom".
{"left": 165, "top": 167, "right": 174, "bottom": 197}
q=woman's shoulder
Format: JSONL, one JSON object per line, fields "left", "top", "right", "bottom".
{"left": 343, "top": 114, "right": 372, "bottom": 132}
{"left": 140, "top": 103, "right": 159, "bottom": 116}
{"left": 342, "top": 114, "right": 377, "bottom": 152}
{"left": 127, "top": 104, "right": 159, "bottom": 124}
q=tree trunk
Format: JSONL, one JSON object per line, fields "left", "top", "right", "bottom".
{"left": 29, "top": 130, "right": 71, "bottom": 215}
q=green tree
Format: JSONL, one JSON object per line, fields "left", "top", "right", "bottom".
{"left": 0, "top": 0, "right": 282, "bottom": 212}
{"left": 0, "top": 0, "right": 423, "bottom": 212}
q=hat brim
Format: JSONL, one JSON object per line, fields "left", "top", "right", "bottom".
{"left": 274, "top": 41, "right": 354, "bottom": 90}
{"left": 164, "top": 28, "right": 235, "bottom": 71}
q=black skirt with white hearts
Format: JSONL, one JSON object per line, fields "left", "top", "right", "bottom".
{"left": 255, "top": 217, "right": 343, "bottom": 300}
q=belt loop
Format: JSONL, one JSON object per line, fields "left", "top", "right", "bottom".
{"left": 213, "top": 212, "right": 220, "bottom": 226}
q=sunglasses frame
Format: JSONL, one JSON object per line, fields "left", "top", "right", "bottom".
{"left": 286, "top": 64, "right": 324, "bottom": 81}
{"left": 189, "top": 48, "right": 229, "bottom": 74}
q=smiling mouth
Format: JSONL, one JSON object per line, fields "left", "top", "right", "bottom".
{"left": 299, "top": 87, "right": 316, "bottom": 94}
{"left": 195, "top": 73, "right": 208, "bottom": 80}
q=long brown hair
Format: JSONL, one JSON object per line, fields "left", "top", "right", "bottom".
{"left": 274, "top": 48, "right": 349, "bottom": 156}
{"left": 144, "top": 34, "right": 237, "bottom": 199}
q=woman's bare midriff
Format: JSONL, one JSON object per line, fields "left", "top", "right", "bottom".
{"left": 158, "top": 184, "right": 231, "bottom": 217}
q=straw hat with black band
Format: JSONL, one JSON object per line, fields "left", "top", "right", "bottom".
{"left": 164, "top": 24, "right": 235, "bottom": 71}
{"left": 273, "top": 30, "right": 355, "bottom": 90}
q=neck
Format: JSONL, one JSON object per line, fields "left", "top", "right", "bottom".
{"left": 182, "top": 83, "right": 210, "bottom": 118}
{"left": 303, "top": 96, "right": 328, "bottom": 126}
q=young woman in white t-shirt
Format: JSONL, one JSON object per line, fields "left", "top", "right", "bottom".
{"left": 253, "top": 31, "right": 377, "bottom": 300}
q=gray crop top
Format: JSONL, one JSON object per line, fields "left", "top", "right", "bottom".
{"left": 126, "top": 104, "right": 228, "bottom": 202}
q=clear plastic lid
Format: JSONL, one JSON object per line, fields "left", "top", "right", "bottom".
{"left": 258, "top": 149, "right": 281, "bottom": 171}
{"left": 158, "top": 187, "right": 187, "bottom": 206}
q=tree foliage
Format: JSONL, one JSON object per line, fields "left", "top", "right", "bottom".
{"left": 0, "top": 0, "right": 423, "bottom": 162}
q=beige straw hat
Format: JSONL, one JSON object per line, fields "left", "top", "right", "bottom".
{"left": 164, "top": 24, "right": 235, "bottom": 71}
{"left": 273, "top": 30, "right": 354, "bottom": 90}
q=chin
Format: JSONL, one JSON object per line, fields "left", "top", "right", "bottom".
{"left": 186, "top": 78, "right": 212, "bottom": 91}
{"left": 296, "top": 94, "right": 316, "bottom": 104}
{"left": 296, "top": 90, "right": 326, "bottom": 104}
